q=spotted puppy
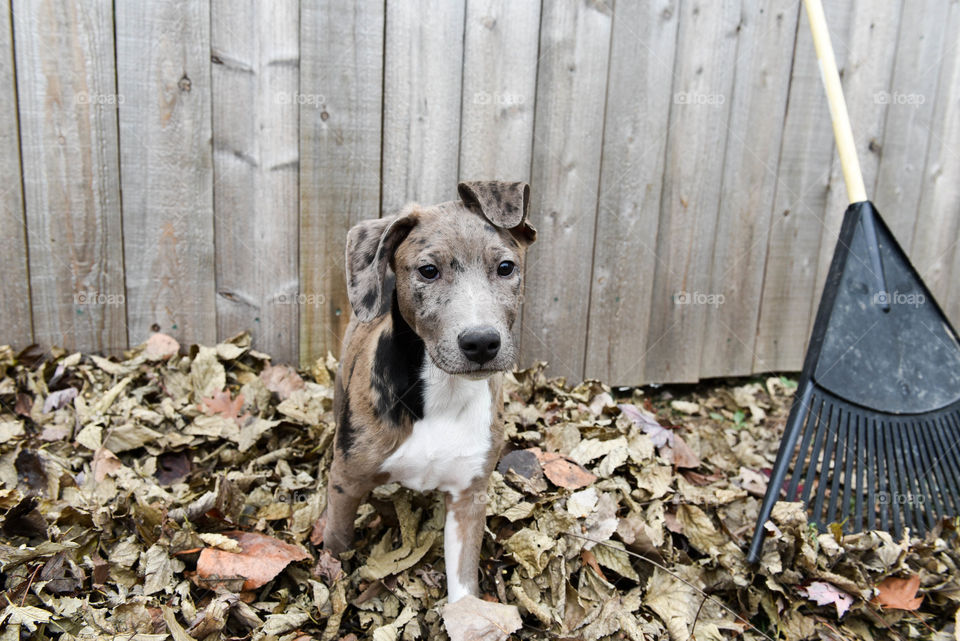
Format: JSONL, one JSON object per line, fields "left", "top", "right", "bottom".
{"left": 322, "top": 181, "right": 536, "bottom": 603}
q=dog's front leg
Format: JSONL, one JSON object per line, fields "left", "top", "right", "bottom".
{"left": 323, "top": 455, "right": 370, "bottom": 556}
{"left": 444, "top": 488, "right": 486, "bottom": 602}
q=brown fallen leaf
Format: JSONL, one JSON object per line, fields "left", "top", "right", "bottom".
{"left": 92, "top": 447, "right": 123, "bottom": 482}
{"left": 872, "top": 574, "right": 923, "bottom": 611}
{"left": 144, "top": 332, "right": 180, "bottom": 360}
{"left": 260, "top": 364, "right": 305, "bottom": 400}
{"left": 528, "top": 447, "right": 596, "bottom": 490}
{"left": 442, "top": 595, "right": 522, "bottom": 641}
{"left": 663, "top": 433, "right": 701, "bottom": 468}
{"left": 196, "top": 530, "right": 310, "bottom": 591}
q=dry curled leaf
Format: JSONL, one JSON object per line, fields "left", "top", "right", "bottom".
{"left": 442, "top": 595, "right": 522, "bottom": 641}
{"left": 144, "top": 332, "right": 180, "bottom": 360}
{"left": 527, "top": 447, "right": 596, "bottom": 490}
{"left": 260, "top": 364, "right": 305, "bottom": 400}
{"left": 196, "top": 531, "right": 310, "bottom": 591}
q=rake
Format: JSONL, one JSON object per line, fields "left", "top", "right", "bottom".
{"left": 746, "top": 0, "right": 960, "bottom": 563}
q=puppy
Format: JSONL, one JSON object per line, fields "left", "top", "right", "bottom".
{"left": 322, "top": 181, "right": 536, "bottom": 602}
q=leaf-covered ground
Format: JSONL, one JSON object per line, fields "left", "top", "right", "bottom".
{"left": 1, "top": 334, "right": 958, "bottom": 640}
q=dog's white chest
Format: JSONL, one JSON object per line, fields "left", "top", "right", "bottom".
{"left": 379, "top": 359, "right": 493, "bottom": 498}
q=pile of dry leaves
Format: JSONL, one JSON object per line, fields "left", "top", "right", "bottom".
{"left": 1, "top": 333, "right": 958, "bottom": 640}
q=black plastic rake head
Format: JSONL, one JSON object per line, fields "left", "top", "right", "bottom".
{"left": 746, "top": 201, "right": 960, "bottom": 563}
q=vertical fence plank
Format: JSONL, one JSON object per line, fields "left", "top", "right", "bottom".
{"left": 641, "top": 0, "right": 741, "bottom": 383}
{"left": 809, "top": 0, "right": 903, "bottom": 331}
{"left": 915, "top": 4, "right": 960, "bottom": 320}
{"left": 520, "top": 0, "right": 613, "bottom": 381}
{"left": 382, "top": 0, "right": 465, "bottom": 213}
{"left": 116, "top": 0, "right": 216, "bottom": 347}
{"left": 299, "top": 0, "right": 384, "bottom": 366}
{"left": 753, "top": 0, "right": 853, "bottom": 373}
{"left": 459, "top": 0, "right": 540, "bottom": 181}
{"left": 0, "top": 0, "right": 31, "bottom": 347}
{"left": 699, "top": 0, "right": 800, "bottom": 379}
{"left": 583, "top": 0, "right": 679, "bottom": 383}
{"left": 873, "top": 0, "right": 950, "bottom": 249}
{"left": 211, "top": 0, "right": 299, "bottom": 364}
{"left": 13, "top": 0, "right": 126, "bottom": 354}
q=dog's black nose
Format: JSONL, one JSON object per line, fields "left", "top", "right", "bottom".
{"left": 458, "top": 327, "right": 501, "bottom": 364}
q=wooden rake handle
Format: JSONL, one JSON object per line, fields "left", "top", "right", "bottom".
{"left": 804, "top": 0, "right": 868, "bottom": 204}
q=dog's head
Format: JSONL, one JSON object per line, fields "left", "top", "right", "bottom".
{"left": 345, "top": 181, "right": 536, "bottom": 378}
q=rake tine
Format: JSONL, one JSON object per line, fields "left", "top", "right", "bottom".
{"left": 812, "top": 403, "right": 838, "bottom": 529}
{"left": 865, "top": 416, "right": 876, "bottom": 531}
{"left": 825, "top": 407, "right": 849, "bottom": 528}
{"left": 787, "top": 389, "right": 821, "bottom": 501}
{"left": 801, "top": 399, "right": 831, "bottom": 507}
{"left": 935, "top": 415, "right": 960, "bottom": 516}
{"left": 838, "top": 410, "right": 857, "bottom": 532}
{"left": 746, "top": 383, "right": 816, "bottom": 564}
{"left": 929, "top": 418, "right": 960, "bottom": 518}
{"left": 852, "top": 415, "right": 864, "bottom": 532}
{"left": 880, "top": 421, "right": 896, "bottom": 535}
{"left": 888, "top": 421, "right": 909, "bottom": 538}
{"left": 908, "top": 420, "right": 939, "bottom": 530}
{"left": 906, "top": 421, "right": 934, "bottom": 533}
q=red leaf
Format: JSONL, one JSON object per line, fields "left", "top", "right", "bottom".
{"left": 872, "top": 574, "right": 923, "bottom": 611}
{"left": 196, "top": 531, "right": 310, "bottom": 591}
{"left": 199, "top": 389, "right": 246, "bottom": 423}
{"left": 527, "top": 447, "right": 596, "bottom": 490}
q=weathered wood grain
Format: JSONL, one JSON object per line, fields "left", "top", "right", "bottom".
{"left": 212, "top": 0, "right": 299, "bottom": 364}
{"left": 0, "top": 0, "right": 31, "bottom": 347}
{"left": 583, "top": 0, "right": 679, "bottom": 383}
{"left": 753, "top": 0, "right": 854, "bottom": 373}
{"left": 641, "top": 0, "right": 741, "bottom": 383}
{"left": 299, "top": 0, "right": 384, "bottom": 366}
{"left": 914, "top": 3, "right": 960, "bottom": 320}
{"left": 872, "top": 0, "right": 949, "bottom": 249}
{"left": 116, "top": 0, "right": 216, "bottom": 347}
{"left": 459, "top": 0, "right": 540, "bottom": 181}
{"left": 520, "top": 0, "right": 613, "bottom": 381}
{"left": 700, "top": 0, "right": 801, "bottom": 379}
{"left": 381, "top": 0, "right": 465, "bottom": 213}
{"left": 13, "top": 0, "right": 126, "bottom": 354}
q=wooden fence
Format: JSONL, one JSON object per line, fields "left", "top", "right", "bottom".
{"left": 2, "top": 0, "right": 959, "bottom": 385}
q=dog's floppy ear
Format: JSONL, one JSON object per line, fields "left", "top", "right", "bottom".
{"left": 458, "top": 181, "right": 536, "bottom": 244}
{"left": 345, "top": 213, "right": 416, "bottom": 322}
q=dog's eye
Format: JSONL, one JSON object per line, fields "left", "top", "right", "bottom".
{"left": 418, "top": 265, "right": 440, "bottom": 280}
{"left": 497, "top": 261, "right": 516, "bottom": 277}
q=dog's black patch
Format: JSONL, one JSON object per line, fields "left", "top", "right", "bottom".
{"left": 332, "top": 484, "right": 345, "bottom": 494}
{"left": 371, "top": 293, "right": 425, "bottom": 425}
{"left": 449, "top": 258, "right": 464, "bottom": 273}
{"left": 361, "top": 289, "right": 378, "bottom": 312}
{"left": 336, "top": 396, "right": 356, "bottom": 455}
